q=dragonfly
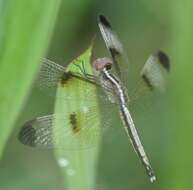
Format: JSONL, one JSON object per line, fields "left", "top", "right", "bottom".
{"left": 18, "top": 15, "right": 170, "bottom": 183}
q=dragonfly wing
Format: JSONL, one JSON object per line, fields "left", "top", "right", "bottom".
{"left": 18, "top": 107, "right": 111, "bottom": 150}
{"left": 36, "top": 58, "right": 103, "bottom": 99}
{"left": 36, "top": 58, "right": 66, "bottom": 96}
{"left": 140, "top": 51, "right": 170, "bottom": 92}
{"left": 98, "top": 15, "right": 129, "bottom": 81}
{"left": 130, "top": 51, "right": 170, "bottom": 102}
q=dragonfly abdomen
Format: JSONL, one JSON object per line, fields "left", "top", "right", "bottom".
{"left": 119, "top": 103, "right": 156, "bottom": 182}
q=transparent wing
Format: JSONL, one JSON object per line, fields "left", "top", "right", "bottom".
{"left": 36, "top": 58, "right": 71, "bottom": 97}
{"left": 141, "top": 51, "right": 170, "bottom": 91}
{"left": 36, "top": 58, "right": 66, "bottom": 96}
{"left": 18, "top": 106, "right": 112, "bottom": 150}
{"left": 130, "top": 51, "right": 170, "bottom": 102}
{"left": 98, "top": 15, "right": 129, "bottom": 82}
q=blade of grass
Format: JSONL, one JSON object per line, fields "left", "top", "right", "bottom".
{"left": 0, "top": 0, "right": 61, "bottom": 157}
{"left": 54, "top": 46, "right": 101, "bottom": 190}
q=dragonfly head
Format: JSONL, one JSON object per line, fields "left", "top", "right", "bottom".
{"left": 93, "top": 57, "right": 112, "bottom": 71}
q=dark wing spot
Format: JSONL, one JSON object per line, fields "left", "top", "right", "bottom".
{"left": 109, "top": 47, "right": 121, "bottom": 58}
{"left": 157, "top": 51, "right": 170, "bottom": 72}
{"left": 98, "top": 14, "right": 112, "bottom": 29}
{"left": 69, "top": 113, "right": 80, "bottom": 133}
{"left": 18, "top": 119, "right": 37, "bottom": 147}
{"left": 142, "top": 74, "right": 153, "bottom": 90}
{"left": 60, "top": 72, "right": 73, "bottom": 85}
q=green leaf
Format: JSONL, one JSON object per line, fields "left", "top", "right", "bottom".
{"left": 0, "top": 0, "right": 61, "bottom": 156}
{"left": 54, "top": 45, "right": 101, "bottom": 190}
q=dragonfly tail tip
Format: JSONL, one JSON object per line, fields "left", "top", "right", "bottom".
{"left": 150, "top": 175, "right": 156, "bottom": 183}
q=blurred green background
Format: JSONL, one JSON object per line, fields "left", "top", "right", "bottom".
{"left": 0, "top": 0, "right": 193, "bottom": 190}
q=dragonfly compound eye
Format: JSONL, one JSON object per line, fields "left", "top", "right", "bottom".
{"left": 93, "top": 57, "right": 113, "bottom": 71}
